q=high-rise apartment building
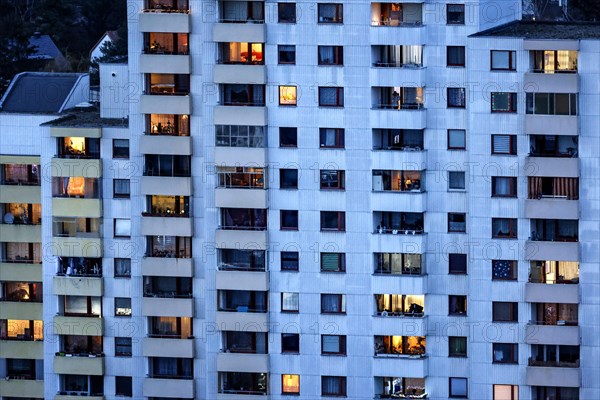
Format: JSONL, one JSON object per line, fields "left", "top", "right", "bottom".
{"left": 1, "top": 1, "right": 599, "bottom": 399}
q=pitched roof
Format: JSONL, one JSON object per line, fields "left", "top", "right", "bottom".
{"left": 28, "top": 34, "right": 64, "bottom": 60}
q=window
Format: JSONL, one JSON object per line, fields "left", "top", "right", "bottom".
{"left": 492, "top": 218, "right": 518, "bottom": 239}
{"left": 115, "top": 298, "right": 132, "bottom": 317}
{"left": 449, "top": 295, "right": 467, "bottom": 315}
{"left": 321, "top": 253, "right": 345, "bottom": 272}
{"left": 447, "top": 46, "right": 466, "bottom": 67}
{"left": 448, "top": 88, "right": 466, "bottom": 108}
{"left": 491, "top": 50, "right": 516, "bottom": 71}
{"left": 493, "top": 384, "right": 519, "bottom": 400}
{"left": 319, "top": 128, "right": 345, "bottom": 148}
{"left": 491, "top": 92, "right": 517, "bottom": 112}
{"left": 526, "top": 93, "right": 577, "bottom": 116}
{"left": 448, "top": 171, "right": 466, "bottom": 190}
{"left": 278, "top": 45, "right": 296, "bottom": 64}
{"left": 216, "top": 125, "right": 265, "bottom": 148}
{"left": 448, "top": 129, "right": 466, "bottom": 150}
{"left": 281, "top": 251, "right": 299, "bottom": 271}
{"left": 278, "top": 3, "right": 296, "bottom": 23}
{"left": 493, "top": 302, "right": 518, "bottom": 322}
{"left": 280, "top": 169, "right": 298, "bottom": 189}
{"left": 447, "top": 4, "right": 465, "bottom": 24}
{"left": 492, "top": 177, "right": 517, "bottom": 197}
{"left": 280, "top": 127, "right": 297, "bottom": 147}
{"left": 114, "top": 258, "right": 131, "bottom": 277}
{"left": 114, "top": 219, "right": 131, "bottom": 238}
{"left": 282, "top": 374, "right": 300, "bottom": 394}
{"left": 279, "top": 85, "right": 297, "bottom": 106}
{"left": 282, "top": 333, "right": 300, "bottom": 353}
{"left": 318, "top": 3, "right": 343, "bottom": 23}
{"left": 449, "top": 253, "right": 467, "bottom": 275}
{"left": 321, "top": 294, "right": 346, "bottom": 314}
{"left": 449, "top": 336, "right": 467, "bottom": 357}
{"left": 113, "top": 179, "right": 130, "bottom": 198}
{"left": 115, "top": 337, "right": 132, "bottom": 357}
{"left": 493, "top": 343, "right": 518, "bottom": 364}
{"left": 112, "top": 139, "right": 130, "bottom": 159}
{"left": 449, "top": 377, "right": 468, "bottom": 398}
{"left": 533, "top": 50, "right": 578, "bottom": 73}
{"left": 320, "top": 170, "right": 344, "bottom": 190}
{"left": 448, "top": 213, "right": 466, "bottom": 233}
{"left": 281, "top": 292, "right": 299, "bottom": 312}
{"left": 322, "top": 335, "right": 346, "bottom": 355}
{"left": 491, "top": 134, "right": 517, "bottom": 155}
{"left": 322, "top": 376, "right": 346, "bottom": 396}
{"left": 280, "top": 210, "right": 299, "bottom": 230}
{"left": 492, "top": 260, "right": 518, "bottom": 281}
{"left": 320, "top": 211, "right": 345, "bottom": 231}
{"left": 318, "top": 46, "right": 343, "bottom": 65}
{"left": 115, "top": 376, "right": 132, "bottom": 397}
{"left": 319, "top": 87, "right": 344, "bottom": 107}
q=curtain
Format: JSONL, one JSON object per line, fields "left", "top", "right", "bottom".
{"left": 319, "top": 46, "right": 334, "bottom": 64}
{"left": 402, "top": 45, "right": 422, "bottom": 66}
{"left": 553, "top": 177, "right": 579, "bottom": 200}
{"left": 528, "top": 177, "right": 543, "bottom": 199}
{"left": 322, "top": 336, "right": 339, "bottom": 353}
{"left": 494, "top": 219, "right": 511, "bottom": 236}
{"left": 322, "top": 377, "right": 340, "bottom": 394}
{"left": 495, "top": 177, "right": 511, "bottom": 196}
{"left": 282, "top": 293, "right": 298, "bottom": 310}
{"left": 320, "top": 88, "right": 337, "bottom": 105}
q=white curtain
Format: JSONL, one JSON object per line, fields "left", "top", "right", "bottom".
{"left": 402, "top": 45, "right": 422, "bottom": 66}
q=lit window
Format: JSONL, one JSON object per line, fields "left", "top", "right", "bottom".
{"left": 282, "top": 374, "right": 300, "bottom": 394}
{"left": 494, "top": 384, "right": 519, "bottom": 400}
{"left": 279, "top": 86, "right": 297, "bottom": 106}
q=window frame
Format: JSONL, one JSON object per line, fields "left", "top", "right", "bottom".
{"left": 281, "top": 251, "right": 299, "bottom": 271}
{"left": 447, "top": 129, "right": 466, "bottom": 150}
{"left": 115, "top": 337, "right": 132, "bottom": 357}
{"left": 279, "top": 127, "right": 298, "bottom": 148}
{"left": 446, "top": 4, "right": 466, "bottom": 25}
{"left": 447, "top": 87, "right": 466, "bottom": 108}
{"left": 278, "top": 2, "right": 297, "bottom": 23}
{"left": 282, "top": 374, "right": 300, "bottom": 395}
{"left": 448, "top": 212, "right": 466, "bottom": 233}
{"left": 491, "top": 134, "right": 517, "bottom": 155}
{"left": 318, "top": 87, "right": 344, "bottom": 107}
{"left": 114, "top": 297, "right": 132, "bottom": 317}
{"left": 321, "top": 334, "right": 347, "bottom": 355}
{"left": 318, "top": 45, "right": 344, "bottom": 66}
{"left": 447, "top": 46, "right": 466, "bottom": 67}
{"left": 449, "top": 377, "right": 468, "bottom": 398}
{"left": 278, "top": 45, "right": 296, "bottom": 65}
{"left": 491, "top": 92, "right": 518, "bottom": 113}
{"left": 281, "top": 292, "right": 300, "bottom": 313}
{"left": 449, "top": 253, "right": 467, "bottom": 275}
{"left": 449, "top": 295, "right": 467, "bottom": 316}
{"left": 112, "top": 139, "right": 130, "bottom": 159}
{"left": 320, "top": 169, "right": 345, "bottom": 190}
{"left": 280, "top": 209, "right": 299, "bottom": 231}
{"left": 448, "top": 171, "right": 466, "bottom": 191}
{"left": 492, "top": 218, "right": 518, "bottom": 239}
{"left": 280, "top": 168, "right": 299, "bottom": 189}
{"left": 320, "top": 252, "right": 346, "bottom": 273}
{"left": 115, "top": 375, "right": 133, "bottom": 397}
{"left": 493, "top": 384, "right": 519, "bottom": 400}
{"left": 320, "top": 211, "right": 346, "bottom": 232}
{"left": 492, "top": 302, "right": 518, "bottom": 322}
{"left": 491, "top": 176, "right": 517, "bottom": 198}
{"left": 492, "top": 342, "right": 519, "bottom": 364}
{"left": 281, "top": 333, "right": 300, "bottom": 353}
{"left": 320, "top": 293, "right": 346, "bottom": 314}
{"left": 317, "top": 3, "right": 343, "bottom": 24}
{"left": 448, "top": 336, "right": 468, "bottom": 358}
{"left": 279, "top": 85, "right": 297, "bottom": 106}
{"left": 113, "top": 179, "right": 130, "bottom": 199}
{"left": 319, "top": 128, "right": 345, "bottom": 148}
{"left": 114, "top": 218, "right": 131, "bottom": 238}
{"left": 492, "top": 260, "right": 518, "bottom": 281}
{"left": 114, "top": 258, "right": 131, "bottom": 278}
{"left": 491, "top": 50, "right": 517, "bottom": 71}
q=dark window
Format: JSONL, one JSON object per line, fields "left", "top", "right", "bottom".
{"left": 115, "top": 376, "right": 132, "bottom": 397}
{"left": 320, "top": 211, "right": 345, "bottom": 231}
{"left": 281, "top": 292, "right": 299, "bottom": 312}
{"left": 492, "top": 343, "right": 518, "bottom": 364}
{"left": 280, "top": 210, "right": 299, "bottom": 230}
{"left": 448, "top": 129, "right": 466, "bottom": 150}
{"left": 280, "top": 169, "right": 298, "bottom": 189}
{"left": 321, "top": 335, "right": 346, "bottom": 355}
{"left": 447, "top": 46, "right": 466, "bottom": 67}
{"left": 319, "top": 87, "right": 344, "bottom": 107}
{"left": 321, "top": 253, "right": 345, "bottom": 272}
{"left": 115, "top": 298, "right": 132, "bottom": 317}
{"left": 491, "top": 50, "right": 516, "bottom": 71}
{"left": 115, "top": 337, "right": 132, "bottom": 357}
{"left": 319, "top": 128, "right": 345, "bottom": 148}
{"left": 321, "top": 376, "right": 347, "bottom": 396}
{"left": 449, "top": 254, "right": 467, "bottom": 275}
{"left": 491, "top": 92, "right": 517, "bottom": 112}
{"left": 278, "top": 45, "right": 296, "bottom": 64}
{"left": 492, "top": 260, "right": 518, "bottom": 281}
{"left": 448, "top": 213, "right": 466, "bottom": 233}
{"left": 318, "top": 4, "right": 343, "bottom": 23}
{"left": 282, "top": 333, "right": 300, "bottom": 353}
{"left": 281, "top": 251, "right": 299, "bottom": 271}
{"left": 491, "top": 134, "right": 517, "bottom": 155}
{"left": 321, "top": 294, "right": 346, "bottom": 313}
{"left": 449, "top": 377, "right": 468, "bottom": 398}
{"left": 278, "top": 3, "right": 296, "bottom": 23}
{"left": 448, "top": 88, "right": 466, "bottom": 108}
{"left": 493, "top": 302, "right": 518, "bottom": 322}
{"left": 449, "top": 295, "right": 467, "bottom": 316}
{"left": 492, "top": 177, "right": 517, "bottom": 197}
{"left": 320, "top": 170, "right": 344, "bottom": 190}
{"left": 114, "top": 258, "right": 131, "bottom": 278}
{"left": 448, "top": 171, "right": 466, "bottom": 190}
{"left": 112, "top": 139, "right": 130, "bottom": 159}
{"left": 526, "top": 93, "right": 577, "bottom": 116}
{"left": 449, "top": 336, "right": 467, "bottom": 357}
{"left": 447, "top": 4, "right": 465, "bottom": 24}
{"left": 113, "top": 179, "right": 130, "bottom": 198}
{"left": 492, "top": 218, "right": 518, "bottom": 239}
{"left": 318, "top": 46, "right": 343, "bottom": 65}
{"left": 279, "top": 127, "right": 297, "bottom": 147}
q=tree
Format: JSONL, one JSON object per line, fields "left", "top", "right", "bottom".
{"left": 570, "top": 0, "right": 600, "bottom": 21}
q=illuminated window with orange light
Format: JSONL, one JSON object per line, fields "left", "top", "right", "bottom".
{"left": 282, "top": 374, "right": 300, "bottom": 394}
{"left": 279, "top": 86, "right": 297, "bottom": 106}
{"left": 0, "top": 319, "right": 43, "bottom": 340}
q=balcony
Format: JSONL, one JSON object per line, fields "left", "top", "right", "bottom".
{"left": 525, "top": 282, "right": 578, "bottom": 304}
{"left": 216, "top": 311, "right": 268, "bottom": 332}
{"left": 215, "top": 188, "right": 268, "bottom": 209}
{"left": 217, "top": 352, "right": 268, "bottom": 373}
{"left": 0, "top": 379, "right": 44, "bottom": 398}
{"left": 52, "top": 236, "right": 103, "bottom": 258}
{"left": 525, "top": 115, "right": 578, "bottom": 136}
{"left": 54, "top": 355, "right": 104, "bottom": 375}
{"left": 372, "top": 315, "right": 426, "bottom": 337}
{"left": 214, "top": 105, "right": 267, "bottom": 126}
{"left": 526, "top": 366, "right": 580, "bottom": 387}
{"left": 143, "top": 337, "right": 194, "bottom": 358}
{"left": 370, "top": 66, "right": 426, "bottom": 88}
{"left": 140, "top": 54, "right": 191, "bottom": 74}
{"left": 372, "top": 191, "right": 426, "bottom": 213}
{"left": 0, "top": 301, "right": 42, "bottom": 320}
{"left": 525, "top": 157, "right": 579, "bottom": 178}
{"left": 214, "top": 64, "right": 266, "bottom": 85}
{"left": 143, "top": 377, "right": 194, "bottom": 399}
{"left": 51, "top": 158, "right": 102, "bottom": 178}
{"left": 142, "top": 257, "right": 193, "bottom": 277}
{"left": 0, "top": 223, "right": 41, "bottom": 243}
{"left": 371, "top": 107, "right": 426, "bottom": 130}
{"left": 216, "top": 270, "right": 268, "bottom": 291}
{"left": 142, "top": 296, "right": 193, "bottom": 317}
{"left": 0, "top": 183, "right": 40, "bottom": 203}
{"left": 525, "top": 241, "right": 578, "bottom": 261}
{"left": 525, "top": 199, "right": 579, "bottom": 220}
{"left": 371, "top": 232, "right": 426, "bottom": 255}
{"left": 53, "top": 315, "right": 103, "bottom": 336}
{"left": 140, "top": 134, "right": 192, "bottom": 155}
{"left": 52, "top": 198, "right": 103, "bottom": 218}
{"left": 0, "top": 262, "right": 42, "bottom": 282}
{"left": 213, "top": 23, "right": 265, "bottom": 43}
{"left": 141, "top": 215, "right": 193, "bottom": 236}
{"left": 525, "top": 323, "right": 579, "bottom": 346}
{"left": 372, "top": 273, "right": 425, "bottom": 294}
{"left": 215, "top": 229, "right": 268, "bottom": 250}
{"left": 139, "top": 12, "right": 190, "bottom": 33}
{"left": 55, "top": 395, "right": 104, "bottom": 400}
{"left": 53, "top": 276, "right": 103, "bottom": 297}
{"left": 140, "top": 94, "right": 191, "bottom": 115}
{"left": 524, "top": 71, "right": 578, "bottom": 93}
{"left": 0, "top": 340, "right": 43, "bottom": 359}
{"left": 141, "top": 176, "right": 193, "bottom": 196}
{"left": 214, "top": 147, "right": 266, "bottom": 166}
{"left": 372, "top": 355, "right": 427, "bottom": 378}
{"left": 371, "top": 148, "right": 426, "bottom": 170}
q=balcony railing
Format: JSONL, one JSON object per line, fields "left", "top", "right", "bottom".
{"left": 374, "top": 103, "right": 424, "bottom": 110}
{"left": 218, "top": 306, "right": 267, "bottom": 313}
{"left": 220, "top": 100, "right": 265, "bottom": 107}
{"left": 148, "top": 333, "right": 193, "bottom": 339}
{"left": 1, "top": 257, "right": 40, "bottom": 264}
{"left": 218, "top": 18, "right": 264, "bottom": 24}
{"left": 0, "top": 179, "right": 40, "bottom": 186}
{"left": 219, "top": 225, "right": 267, "bottom": 231}
{"left": 529, "top": 319, "right": 578, "bottom": 327}
{"left": 374, "top": 228, "right": 424, "bottom": 235}
{"left": 218, "top": 263, "right": 265, "bottom": 272}
{"left": 371, "top": 20, "right": 423, "bottom": 27}
{"left": 373, "top": 62, "right": 423, "bottom": 68}
{"left": 148, "top": 373, "right": 193, "bottom": 380}
{"left": 220, "top": 389, "right": 267, "bottom": 396}
{"left": 144, "top": 292, "right": 192, "bottom": 299}
{"left": 528, "top": 357, "right": 579, "bottom": 368}
{"left": 376, "top": 393, "right": 428, "bottom": 399}
{"left": 528, "top": 277, "right": 579, "bottom": 284}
